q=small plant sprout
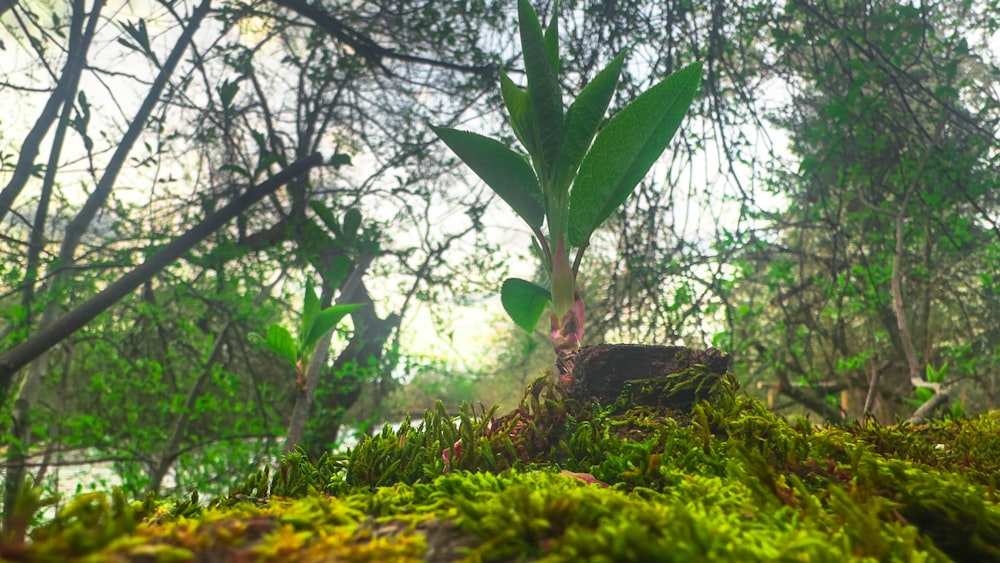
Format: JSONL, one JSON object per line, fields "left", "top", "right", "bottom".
{"left": 431, "top": 0, "right": 701, "bottom": 380}
{"left": 250, "top": 279, "right": 363, "bottom": 391}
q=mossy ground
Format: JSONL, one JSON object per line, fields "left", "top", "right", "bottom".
{"left": 2, "top": 369, "right": 999, "bottom": 562}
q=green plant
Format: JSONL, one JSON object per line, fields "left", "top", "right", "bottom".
{"left": 905, "top": 362, "right": 948, "bottom": 408}
{"left": 431, "top": 0, "right": 701, "bottom": 376}
{"left": 250, "top": 280, "right": 363, "bottom": 391}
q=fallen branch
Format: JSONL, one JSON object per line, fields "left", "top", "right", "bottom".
{"left": 905, "top": 385, "right": 956, "bottom": 425}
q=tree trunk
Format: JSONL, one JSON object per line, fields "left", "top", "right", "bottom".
{"left": 148, "top": 320, "right": 236, "bottom": 494}
{"left": 283, "top": 287, "right": 338, "bottom": 456}
{"left": 304, "top": 281, "right": 400, "bottom": 460}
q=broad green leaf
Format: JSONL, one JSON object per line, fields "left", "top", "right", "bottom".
{"left": 302, "top": 279, "right": 320, "bottom": 344}
{"left": 251, "top": 129, "right": 268, "bottom": 151}
{"left": 568, "top": 62, "right": 702, "bottom": 248}
{"left": 554, "top": 51, "right": 625, "bottom": 192}
{"left": 501, "top": 278, "right": 550, "bottom": 332}
{"left": 501, "top": 70, "right": 537, "bottom": 157}
{"left": 343, "top": 208, "right": 361, "bottom": 243}
{"left": 302, "top": 218, "right": 338, "bottom": 252}
{"left": 218, "top": 80, "right": 239, "bottom": 109}
{"left": 303, "top": 303, "right": 365, "bottom": 351}
{"left": 542, "top": 0, "right": 560, "bottom": 75}
{"left": 302, "top": 217, "right": 344, "bottom": 252}
{"left": 255, "top": 153, "right": 282, "bottom": 177}
{"left": 220, "top": 164, "right": 251, "bottom": 178}
{"left": 329, "top": 152, "right": 352, "bottom": 169}
{"left": 915, "top": 387, "right": 935, "bottom": 402}
{"left": 264, "top": 325, "right": 297, "bottom": 366}
{"left": 309, "top": 200, "right": 342, "bottom": 237}
{"left": 431, "top": 126, "right": 544, "bottom": 229}
{"left": 518, "top": 0, "right": 563, "bottom": 177}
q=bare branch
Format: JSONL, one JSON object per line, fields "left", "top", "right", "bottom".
{"left": 0, "top": 0, "right": 105, "bottom": 223}
{"left": 0, "top": 0, "right": 16, "bottom": 19}
{"left": 58, "top": 0, "right": 212, "bottom": 267}
{"left": 272, "top": 0, "right": 498, "bottom": 76}
{"left": 905, "top": 386, "right": 956, "bottom": 425}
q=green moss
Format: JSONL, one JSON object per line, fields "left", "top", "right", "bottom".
{"left": 6, "top": 372, "right": 1000, "bottom": 561}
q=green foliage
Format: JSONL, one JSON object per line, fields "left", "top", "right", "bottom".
{"left": 250, "top": 279, "right": 363, "bottom": 388}
{"left": 565, "top": 61, "right": 701, "bottom": 249}
{"left": 432, "top": 0, "right": 701, "bottom": 345}
{"left": 26, "top": 267, "right": 293, "bottom": 500}
{"left": 905, "top": 363, "right": 948, "bottom": 408}
{"left": 4, "top": 0, "right": 1000, "bottom": 557}
{"left": 719, "top": 0, "right": 1000, "bottom": 421}
{"left": 262, "top": 324, "right": 297, "bottom": 366}
{"left": 305, "top": 200, "right": 381, "bottom": 281}
{"left": 499, "top": 277, "right": 550, "bottom": 333}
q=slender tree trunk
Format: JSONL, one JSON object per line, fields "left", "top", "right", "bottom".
{"left": 889, "top": 123, "right": 951, "bottom": 422}
{"left": 862, "top": 359, "right": 881, "bottom": 417}
{"left": 0, "top": 0, "right": 103, "bottom": 224}
{"left": 283, "top": 258, "right": 372, "bottom": 456}
{"left": 918, "top": 214, "right": 933, "bottom": 362}
{"left": 305, "top": 281, "right": 400, "bottom": 461}
{"left": 148, "top": 320, "right": 235, "bottom": 494}
{"left": 892, "top": 198, "right": 923, "bottom": 390}
{"left": 283, "top": 288, "right": 337, "bottom": 456}
{"left": 1, "top": 0, "right": 102, "bottom": 535}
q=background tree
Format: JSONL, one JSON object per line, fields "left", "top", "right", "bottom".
{"left": 718, "top": 0, "right": 1000, "bottom": 422}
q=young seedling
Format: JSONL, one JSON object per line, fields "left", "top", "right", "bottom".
{"left": 250, "top": 279, "right": 363, "bottom": 392}
{"left": 431, "top": 0, "right": 701, "bottom": 381}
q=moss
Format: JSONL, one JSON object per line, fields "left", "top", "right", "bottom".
{"left": 5, "top": 372, "right": 1000, "bottom": 561}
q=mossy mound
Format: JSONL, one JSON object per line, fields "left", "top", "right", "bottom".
{"left": 4, "top": 369, "right": 999, "bottom": 561}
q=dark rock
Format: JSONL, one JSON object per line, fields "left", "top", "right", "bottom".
{"left": 563, "top": 344, "right": 733, "bottom": 410}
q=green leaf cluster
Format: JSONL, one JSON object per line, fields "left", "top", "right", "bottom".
{"left": 432, "top": 0, "right": 702, "bottom": 333}
{"left": 250, "top": 279, "right": 363, "bottom": 374}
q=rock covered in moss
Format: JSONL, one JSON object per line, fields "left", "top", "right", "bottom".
{"left": 5, "top": 382, "right": 1000, "bottom": 561}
